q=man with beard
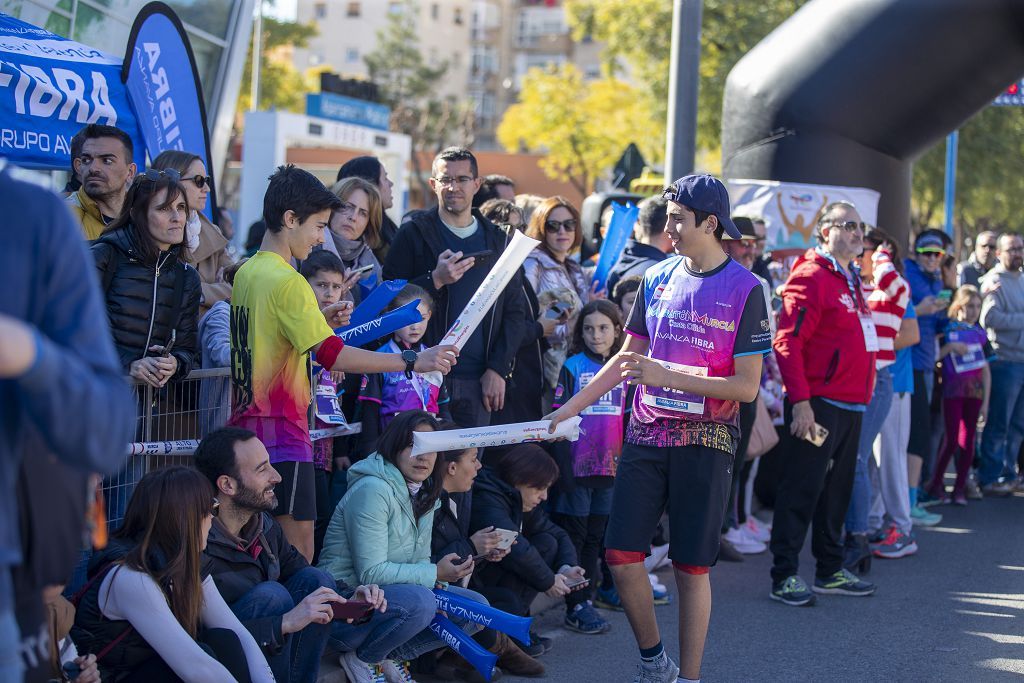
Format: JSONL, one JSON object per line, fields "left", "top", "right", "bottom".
{"left": 384, "top": 147, "right": 526, "bottom": 427}
{"left": 195, "top": 428, "right": 395, "bottom": 683}
{"left": 978, "top": 234, "right": 1024, "bottom": 494}
{"left": 66, "top": 125, "right": 137, "bottom": 240}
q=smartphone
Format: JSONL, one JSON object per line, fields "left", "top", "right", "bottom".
{"left": 332, "top": 600, "right": 374, "bottom": 623}
{"left": 565, "top": 577, "right": 590, "bottom": 591}
{"left": 494, "top": 528, "right": 519, "bottom": 550}
{"left": 937, "top": 289, "right": 953, "bottom": 303}
{"left": 804, "top": 423, "right": 829, "bottom": 447}
{"left": 545, "top": 303, "right": 569, "bottom": 320}
{"left": 459, "top": 249, "right": 494, "bottom": 261}
{"left": 349, "top": 263, "right": 375, "bottom": 276}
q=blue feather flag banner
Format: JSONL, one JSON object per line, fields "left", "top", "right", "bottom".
{"left": 591, "top": 201, "right": 639, "bottom": 293}
{"left": 349, "top": 279, "right": 406, "bottom": 328}
{"left": 335, "top": 299, "right": 421, "bottom": 347}
{"left": 433, "top": 589, "right": 532, "bottom": 644}
{"left": 429, "top": 614, "right": 499, "bottom": 681}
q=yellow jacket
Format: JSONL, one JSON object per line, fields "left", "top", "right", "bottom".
{"left": 66, "top": 188, "right": 111, "bottom": 241}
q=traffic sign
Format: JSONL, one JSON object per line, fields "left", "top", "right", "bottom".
{"left": 993, "top": 79, "right": 1024, "bottom": 106}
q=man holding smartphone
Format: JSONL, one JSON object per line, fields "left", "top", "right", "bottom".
{"left": 384, "top": 147, "right": 527, "bottom": 428}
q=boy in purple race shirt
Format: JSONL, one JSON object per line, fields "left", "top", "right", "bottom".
{"left": 548, "top": 174, "right": 770, "bottom": 683}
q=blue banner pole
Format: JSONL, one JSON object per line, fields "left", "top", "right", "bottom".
{"left": 943, "top": 130, "right": 958, "bottom": 239}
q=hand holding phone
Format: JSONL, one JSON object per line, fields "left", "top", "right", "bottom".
{"left": 459, "top": 249, "right": 494, "bottom": 262}
{"left": 804, "top": 422, "right": 829, "bottom": 447}
{"left": 565, "top": 577, "right": 590, "bottom": 591}
{"left": 331, "top": 600, "right": 375, "bottom": 624}
{"left": 349, "top": 263, "right": 376, "bottom": 276}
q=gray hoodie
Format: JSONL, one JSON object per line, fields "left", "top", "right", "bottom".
{"left": 980, "top": 265, "right": 1024, "bottom": 363}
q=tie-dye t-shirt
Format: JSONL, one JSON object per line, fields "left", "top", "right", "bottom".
{"left": 228, "top": 251, "right": 335, "bottom": 463}
{"left": 553, "top": 351, "right": 626, "bottom": 478}
{"left": 940, "top": 321, "right": 995, "bottom": 400}
{"left": 625, "top": 256, "right": 771, "bottom": 455}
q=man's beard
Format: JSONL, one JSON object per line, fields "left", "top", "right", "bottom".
{"left": 235, "top": 481, "right": 277, "bottom": 512}
{"left": 83, "top": 179, "right": 121, "bottom": 204}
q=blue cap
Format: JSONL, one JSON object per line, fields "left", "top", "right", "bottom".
{"left": 662, "top": 174, "right": 741, "bottom": 239}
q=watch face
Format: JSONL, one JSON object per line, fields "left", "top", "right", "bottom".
{"left": 402, "top": 350, "right": 417, "bottom": 363}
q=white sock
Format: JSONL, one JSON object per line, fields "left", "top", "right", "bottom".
{"left": 678, "top": 678, "right": 700, "bottom": 683}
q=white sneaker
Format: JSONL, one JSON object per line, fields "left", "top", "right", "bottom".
{"left": 381, "top": 659, "right": 417, "bottom": 683}
{"left": 339, "top": 651, "right": 386, "bottom": 683}
{"left": 647, "top": 572, "right": 667, "bottom": 593}
{"left": 744, "top": 516, "right": 771, "bottom": 543}
{"left": 644, "top": 543, "right": 671, "bottom": 572}
{"left": 723, "top": 527, "right": 767, "bottom": 554}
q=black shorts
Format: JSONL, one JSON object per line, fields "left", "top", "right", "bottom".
{"left": 907, "top": 371, "right": 933, "bottom": 457}
{"left": 272, "top": 461, "right": 317, "bottom": 521}
{"left": 604, "top": 442, "right": 734, "bottom": 567}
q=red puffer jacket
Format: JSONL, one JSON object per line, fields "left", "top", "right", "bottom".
{"left": 773, "top": 249, "right": 877, "bottom": 405}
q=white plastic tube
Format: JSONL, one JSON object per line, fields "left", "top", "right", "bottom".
{"left": 411, "top": 416, "right": 583, "bottom": 456}
{"left": 421, "top": 229, "right": 540, "bottom": 387}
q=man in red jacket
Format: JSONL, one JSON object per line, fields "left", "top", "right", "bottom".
{"left": 769, "top": 201, "right": 878, "bottom": 606}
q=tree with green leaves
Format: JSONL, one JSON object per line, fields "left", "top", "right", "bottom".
{"left": 497, "top": 65, "right": 663, "bottom": 195}
{"left": 236, "top": 14, "right": 317, "bottom": 117}
{"left": 365, "top": 0, "right": 475, "bottom": 205}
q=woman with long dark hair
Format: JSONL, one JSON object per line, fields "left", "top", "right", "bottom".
{"left": 71, "top": 467, "right": 274, "bottom": 682}
{"left": 151, "top": 150, "right": 234, "bottom": 315}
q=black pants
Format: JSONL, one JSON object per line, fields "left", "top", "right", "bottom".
{"left": 551, "top": 512, "right": 607, "bottom": 609}
{"left": 474, "top": 532, "right": 558, "bottom": 616}
{"left": 724, "top": 397, "right": 758, "bottom": 531}
{"left": 119, "top": 628, "right": 253, "bottom": 683}
{"left": 769, "top": 398, "right": 863, "bottom": 584}
{"left": 448, "top": 377, "right": 493, "bottom": 428}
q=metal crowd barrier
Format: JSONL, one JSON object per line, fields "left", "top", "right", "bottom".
{"left": 103, "top": 368, "right": 360, "bottom": 527}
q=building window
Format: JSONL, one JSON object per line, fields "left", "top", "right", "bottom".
{"left": 346, "top": 48, "right": 360, "bottom": 64}
{"left": 314, "top": 3, "right": 327, "bottom": 19}
{"left": 347, "top": 2, "right": 361, "bottom": 18}
{"left": 431, "top": 3, "right": 439, "bottom": 20}
{"left": 454, "top": 7, "right": 464, "bottom": 25}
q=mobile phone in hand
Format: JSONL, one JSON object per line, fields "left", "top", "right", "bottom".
{"left": 331, "top": 600, "right": 374, "bottom": 623}
{"left": 349, "top": 263, "right": 375, "bottom": 276}
{"left": 804, "top": 423, "right": 829, "bottom": 447}
{"left": 565, "top": 577, "right": 590, "bottom": 591}
{"left": 460, "top": 250, "right": 494, "bottom": 261}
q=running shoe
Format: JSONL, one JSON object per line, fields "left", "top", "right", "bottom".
{"left": 340, "top": 651, "right": 386, "bottom": 683}
{"left": 966, "top": 474, "right": 984, "bottom": 500}
{"left": 564, "top": 601, "right": 610, "bottom": 634}
{"left": 910, "top": 505, "right": 942, "bottom": 527}
{"left": 648, "top": 574, "right": 672, "bottom": 605}
{"left": 381, "top": 660, "right": 417, "bottom": 683}
{"left": 594, "top": 586, "right": 624, "bottom": 611}
{"left": 952, "top": 494, "right": 968, "bottom": 506}
{"left": 981, "top": 481, "right": 1014, "bottom": 497}
{"left": 770, "top": 575, "right": 816, "bottom": 606}
{"left": 744, "top": 516, "right": 772, "bottom": 543}
{"left": 917, "top": 489, "right": 944, "bottom": 508}
{"left": 871, "top": 527, "right": 918, "bottom": 559}
{"left": 723, "top": 526, "right": 767, "bottom": 554}
{"left": 812, "top": 569, "right": 877, "bottom": 596}
{"left": 632, "top": 652, "right": 679, "bottom": 683}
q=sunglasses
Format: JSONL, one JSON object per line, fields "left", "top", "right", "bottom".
{"left": 545, "top": 219, "right": 578, "bottom": 234}
{"left": 915, "top": 249, "right": 946, "bottom": 258}
{"left": 141, "top": 168, "right": 181, "bottom": 183}
{"left": 500, "top": 222, "right": 527, "bottom": 232}
{"left": 185, "top": 174, "right": 212, "bottom": 189}
{"left": 211, "top": 498, "right": 220, "bottom": 518}
{"left": 826, "top": 221, "right": 866, "bottom": 233}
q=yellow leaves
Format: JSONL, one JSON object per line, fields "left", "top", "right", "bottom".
{"left": 497, "top": 64, "right": 664, "bottom": 193}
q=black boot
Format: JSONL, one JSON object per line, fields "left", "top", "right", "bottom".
{"left": 842, "top": 533, "right": 872, "bottom": 574}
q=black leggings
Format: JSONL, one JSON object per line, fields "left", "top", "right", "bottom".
{"left": 551, "top": 512, "right": 607, "bottom": 609}
{"left": 119, "top": 628, "right": 252, "bottom": 683}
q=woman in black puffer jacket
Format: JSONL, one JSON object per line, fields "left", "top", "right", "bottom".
{"left": 91, "top": 170, "right": 201, "bottom": 387}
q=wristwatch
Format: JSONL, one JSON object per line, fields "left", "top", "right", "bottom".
{"left": 401, "top": 349, "right": 418, "bottom": 379}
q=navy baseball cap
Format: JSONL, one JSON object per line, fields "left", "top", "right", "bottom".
{"left": 662, "top": 174, "right": 742, "bottom": 239}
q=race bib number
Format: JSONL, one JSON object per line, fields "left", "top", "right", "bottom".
{"left": 580, "top": 372, "right": 624, "bottom": 417}
{"left": 315, "top": 381, "right": 348, "bottom": 426}
{"left": 859, "top": 314, "right": 880, "bottom": 353}
{"left": 950, "top": 343, "right": 986, "bottom": 374}
{"left": 640, "top": 361, "right": 708, "bottom": 415}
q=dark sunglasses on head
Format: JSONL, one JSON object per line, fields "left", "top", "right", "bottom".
{"left": 185, "top": 174, "right": 212, "bottom": 189}
{"left": 545, "top": 219, "right": 578, "bottom": 234}
{"left": 142, "top": 168, "right": 181, "bottom": 183}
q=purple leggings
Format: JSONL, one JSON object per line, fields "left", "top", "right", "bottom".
{"left": 928, "top": 396, "right": 982, "bottom": 498}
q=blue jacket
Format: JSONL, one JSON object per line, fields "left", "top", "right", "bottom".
{"left": 0, "top": 164, "right": 134, "bottom": 611}
{"left": 903, "top": 258, "right": 947, "bottom": 371}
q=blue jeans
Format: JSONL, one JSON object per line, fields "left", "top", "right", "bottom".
{"left": 383, "top": 585, "right": 488, "bottom": 662}
{"left": 330, "top": 583, "right": 437, "bottom": 664}
{"left": 846, "top": 370, "right": 893, "bottom": 533}
{"left": 229, "top": 567, "right": 336, "bottom": 683}
{"left": 979, "top": 360, "right": 1024, "bottom": 485}
{"left": 551, "top": 484, "right": 614, "bottom": 517}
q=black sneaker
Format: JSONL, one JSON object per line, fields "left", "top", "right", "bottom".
{"left": 770, "top": 575, "right": 816, "bottom": 606}
{"left": 812, "top": 568, "right": 876, "bottom": 596}
{"left": 514, "top": 630, "right": 551, "bottom": 657}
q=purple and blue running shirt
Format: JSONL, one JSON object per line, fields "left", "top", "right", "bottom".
{"left": 359, "top": 339, "right": 450, "bottom": 429}
{"left": 553, "top": 351, "right": 627, "bottom": 478}
{"left": 625, "top": 256, "right": 771, "bottom": 454}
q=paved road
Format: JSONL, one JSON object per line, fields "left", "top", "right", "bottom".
{"left": 495, "top": 492, "right": 1024, "bottom": 682}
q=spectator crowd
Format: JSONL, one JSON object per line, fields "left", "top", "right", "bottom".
{"left": 3, "top": 121, "right": 1024, "bottom": 683}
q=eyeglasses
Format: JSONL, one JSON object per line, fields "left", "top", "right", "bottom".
{"left": 500, "top": 222, "right": 527, "bottom": 232}
{"left": 545, "top": 219, "right": 578, "bottom": 234}
{"left": 185, "top": 174, "right": 212, "bottom": 189}
{"left": 433, "top": 175, "right": 475, "bottom": 187}
{"left": 826, "top": 221, "right": 866, "bottom": 233}
{"left": 141, "top": 168, "right": 181, "bottom": 183}
{"left": 211, "top": 498, "right": 220, "bottom": 518}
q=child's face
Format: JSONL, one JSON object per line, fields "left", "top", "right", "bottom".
{"left": 582, "top": 311, "right": 618, "bottom": 357}
{"left": 307, "top": 270, "right": 346, "bottom": 308}
{"left": 960, "top": 297, "right": 982, "bottom": 325}
{"left": 620, "top": 289, "right": 639, "bottom": 320}
{"left": 395, "top": 301, "right": 432, "bottom": 346}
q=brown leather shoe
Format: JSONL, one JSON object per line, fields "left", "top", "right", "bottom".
{"left": 434, "top": 650, "right": 504, "bottom": 682}
{"left": 491, "top": 632, "right": 545, "bottom": 677}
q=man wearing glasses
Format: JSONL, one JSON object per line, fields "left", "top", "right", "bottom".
{"left": 383, "top": 147, "right": 527, "bottom": 428}
{"left": 903, "top": 231, "right": 951, "bottom": 521}
{"left": 978, "top": 233, "right": 1024, "bottom": 495}
{"left": 769, "top": 201, "right": 878, "bottom": 606}
{"left": 959, "top": 231, "right": 999, "bottom": 288}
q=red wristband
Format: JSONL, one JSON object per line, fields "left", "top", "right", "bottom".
{"left": 316, "top": 335, "right": 345, "bottom": 370}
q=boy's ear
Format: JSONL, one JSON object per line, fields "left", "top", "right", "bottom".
{"left": 282, "top": 209, "right": 297, "bottom": 229}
